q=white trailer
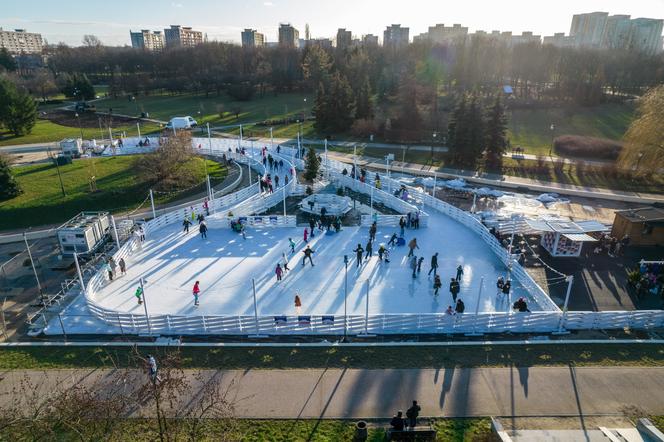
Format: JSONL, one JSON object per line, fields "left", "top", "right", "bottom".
{"left": 60, "top": 138, "right": 83, "bottom": 157}
{"left": 57, "top": 212, "right": 110, "bottom": 256}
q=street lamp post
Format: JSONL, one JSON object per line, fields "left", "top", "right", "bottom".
{"left": 343, "top": 255, "right": 348, "bottom": 342}
{"left": 549, "top": 124, "right": 555, "bottom": 158}
{"left": 431, "top": 132, "right": 437, "bottom": 164}
{"left": 48, "top": 146, "right": 66, "bottom": 197}
{"left": 75, "top": 113, "right": 84, "bottom": 140}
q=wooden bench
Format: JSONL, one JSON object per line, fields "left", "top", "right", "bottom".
{"left": 386, "top": 426, "right": 437, "bottom": 441}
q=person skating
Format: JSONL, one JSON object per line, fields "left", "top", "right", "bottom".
{"left": 197, "top": 213, "right": 205, "bottom": 225}
{"left": 302, "top": 245, "right": 315, "bottom": 267}
{"left": 104, "top": 262, "right": 113, "bottom": 281}
{"left": 303, "top": 228, "right": 309, "bottom": 243}
{"left": 378, "top": 244, "right": 386, "bottom": 261}
{"left": 428, "top": 253, "right": 439, "bottom": 276}
{"left": 192, "top": 281, "right": 201, "bottom": 306}
{"left": 496, "top": 276, "right": 505, "bottom": 294}
{"left": 309, "top": 218, "right": 316, "bottom": 237}
{"left": 294, "top": 293, "right": 302, "bottom": 313}
{"left": 119, "top": 258, "right": 126, "bottom": 275}
{"left": 365, "top": 240, "right": 373, "bottom": 259}
{"left": 109, "top": 257, "right": 117, "bottom": 279}
{"left": 399, "top": 217, "right": 406, "bottom": 236}
{"left": 513, "top": 297, "right": 530, "bottom": 312}
{"left": 410, "top": 255, "right": 418, "bottom": 278}
{"left": 353, "top": 244, "right": 364, "bottom": 267}
{"left": 383, "top": 248, "right": 391, "bottom": 263}
{"left": 369, "top": 222, "right": 377, "bottom": 242}
{"left": 275, "top": 175, "right": 280, "bottom": 187}
{"left": 449, "top": 278, "right": 460, "bottom": 302}
{"left": 199, "top": 221, "right": 208, "bottom": 239}
{"left": 502, "top": 280, "right": 511, "bottom": 296}
{"left": 281, "top": 252, "right": 290, "bottom": 272}
{"left": 433, "top": 274, "right": 442, "bottom": 296}
{"left": 456, "top": 264, "right": 464, "bottom": 281}
{"left": 134, "top": 285, "right": 143, "bottom": 304}
{"left": 407, "top": 238, "right": 419, "bottom": 257}
{"left": 289, "top": 237, "right": 296, "bottom": 254}
{"left": 455, "top": 298, "right": 465, "bottom": 314}
{"left": 445, "top": 305, "right": 454, "bottom": 315}
{"left": 275, "top": 263, "right": 283, "bottom": 281}
{"left": 183, "top": 218, "right": 192, "bottom": 233}
{"left": 417, "top": 257, "right": 424, "bottom": 274}
{"left": 388, "top": 233, "right": 398, "bottom": 247}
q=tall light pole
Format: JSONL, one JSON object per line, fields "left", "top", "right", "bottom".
{"left": 75, "top": 113, "right": 84, "bottom": 140}
{"left": 549, "top": 123, "right": 555, "bottom": 158}
{"left": 431, "top": 131, "right": 437, "bottom": 165}
{"left": 343, "top": 255, "right": 348, "bottom": 342}
{"left": 48, "top": 146, "right": 66, "bottom": 197}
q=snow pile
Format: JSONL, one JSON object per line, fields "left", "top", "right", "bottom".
{"left": 473, "top": 187, "right": 505, "bottom": 197}
{"left": 536, "top": 193, "right": 570, "bottom": 206}
{"left": 444, "top": 178, "right": 467, "bottom": 189}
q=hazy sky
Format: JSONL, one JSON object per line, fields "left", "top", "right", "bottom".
{"left": 3, "top": 0, "right": 663, "bottom": 46}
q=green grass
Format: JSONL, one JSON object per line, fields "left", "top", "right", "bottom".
{"left": 0, "top": 344, "right": 662, "bottom": 370}
{"left": 0, "top": 119, "right": 162, "bottom": 147}
{"left": 507, "top": 103, "right": 635, "bottom": 156}
{"left": 0, "top": 156, "right": 226, "bottom": 231}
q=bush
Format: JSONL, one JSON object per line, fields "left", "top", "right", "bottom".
{"left": 553, "top": 135, "right": 623, "bottom": 160}
{"left": 350, "top": 118, "right": 378, "bottom": 138}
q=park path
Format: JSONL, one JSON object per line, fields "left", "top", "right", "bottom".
{"left": 1, "top": 366, "right": 662, "bottom": 418}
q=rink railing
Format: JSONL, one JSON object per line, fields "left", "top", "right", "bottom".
{"left": 207, "top": 215, "right": 297, "bottom": 228}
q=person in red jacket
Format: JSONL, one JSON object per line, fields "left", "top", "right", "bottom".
{"left": 192, "top": 281, "right": 201, "bottom": 306}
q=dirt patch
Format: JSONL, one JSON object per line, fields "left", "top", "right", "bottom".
{"left": 41, "top": 110, "right": 139, "bottom": 129}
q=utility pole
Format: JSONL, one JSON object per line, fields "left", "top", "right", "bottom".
{"left": 23, "top": 233, "right": 44, "bottom": 305}
{"left": 49, "top": 146, "right": 66, "bottom": 197}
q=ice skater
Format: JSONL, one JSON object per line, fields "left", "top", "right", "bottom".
{"left": 455, "top": 298, "right": 465, "bottom": 314}
{"left": 353, "top": 243, "right": 364, "bottom": 267}
{"left": 104, "top": 262, "right": 113, "bottom": 281}
{"left": 281, "top": 252, "right": 290, "bottom": 271}
{"left": 275, "top": 263, "right": 283, "bottom": 281}
{"left": 496, "top": 276, "right": 505, "bottom": 294}
{"left": 433, "top": 274, "right": 442, "bottom": 296}
{"left": 456, "top": 264, "right": 464, "bottom": 281}
{"left": 410, "top": 255, "right": 418, "bottom": 278}
{"left": 502, "top": 280, "right": 511, "bottom": 296}
{"left": 139, "top": 226, "right": 145, "bottom": 242}
{"left": 183, "top": 218, "right": 192, "bottom": 233}
{"left": 407, "top": 238, "right": 419, "bottom": 257}
{"left": 303, "top": 228, "right": 309, "bottom": 243}
{"left": 388, "top": 233, "right": 398, "bottom": 247}
{"left": 428, "top": 253, "right": 438, "bottom": 276}
{"left": 294, "top": 293, "right": 302, "bottom": 313}
{"left": 365, "top": 240, "right": 373, "bottom": 259}
{"left": 417, "top": 257, "right": 424, "bottom": 274}
{"left": 134, "top": 285, "right": 143, "bottom": 304}
{"left": 192, "top": 281, "right": 201, "bottom": 306}
{"left": 302, "top": 245, "right": 315, "bottom": 267}
{"left": 119, "top": 258, "right": 126, "bottom": 276}
{"left": 369, "top": 222, "right": 377, "bottom": 242}
{"left": 399, "top": 217, "right": 406, "bottom": 236}
{"left": 199, "top": 221, "right": 208, "bottom": 239}
{"left": 289, "top": 237, "right": 296, "bottom": 254}
{"left": 450, "top": 278, "right": 460, "bottom": 302}
{"left": 309, "top": 218, "right": 316, "bottom": 237}
{"left": 378, "top": 244, "right": 386, "bottom": 261}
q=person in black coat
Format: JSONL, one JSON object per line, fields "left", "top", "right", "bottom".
{"left": 199, "top": 222, "right": 208, "bottom": 239}
{"left": 428, "top": 252, "right": 439, "bottom": 276}
{"left": 455, "top": 298, "right": 465, "bottom": 314}
{"left": 390, "top": 411, "right": 405, "bottom": 431}
{"left": 353, "top": 244, "right": 364, "bottom": 267}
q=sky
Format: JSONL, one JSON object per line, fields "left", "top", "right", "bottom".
{"left": 2, "top": 0, "right": 663, "bottom": 46}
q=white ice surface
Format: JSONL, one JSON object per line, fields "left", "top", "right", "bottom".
{"left": 86, "top": 210, "right": 545, "bottom": 319}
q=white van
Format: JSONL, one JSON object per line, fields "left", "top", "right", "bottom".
{"left": 166, "top": 116, "right": 198, "bottom": 130}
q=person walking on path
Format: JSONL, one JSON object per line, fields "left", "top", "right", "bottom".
{"left": 281, "top": 252, "right": 290, "bottom": 272}
{"left": 428, "top": 253, "right": 439, "bottom": 276}
{"left": 203, "top": 199, "right": 209, "bottom": 216}
{"left": 199, "top": 222, "right": 208, "bottom": 239}
{"left": 390, "top": 411, "right": 405, "bottom": 431}
{"left": 147, "top": 354, "right": 160, "bottom": 383}
{"left": 275, "top": 263, "right": 283, "bottom": 281}
{"left": 289, "top": 237, "right": 296, "bottom": 254}
{"left": 365, "top": 240, "right": 373, "bottom": 259}
{"left": 119, "top": 258, "right": 126, "bottom": 276}
{"left": 109, "top": 257, "right": 117, "bottom": 278}
{"left": 456, "top": 264, "right": 464, "bottom": 281}
{"left": 369, "top": 222, "right": 377, "bottom": 242}
{"left": 183, "top": 218, "right": 192, "bottom": 233}
{"left": 303, "top": 228, "right": 309, "bottom": 243}
{"left": 433, "top": 274, "right": 442, "bottom": 296}
{"left": 192, "top": 281, "right": 201, "bottom": 306}
{"left": 407, "top": 238, "right": 419, "bottom": 257}
{"left": 450, "top": 278, "right": 460, "bottom": 302}
{"left": 134, "top": 285, "right": 143, "bottom": 304}
{"left": 455, "top": 298, "right": 465, "bottom": 314}
{"left": 406, "top": 401, "right": 421, "bottom": 429}
{"left": 302, "top": 245, "right": 315, "bottom": 267}
{"left": 388, "top": 233, "right": 398, "bottom": 247}
{"left": 353, "top": 244, "right": 364, "bottom": 267}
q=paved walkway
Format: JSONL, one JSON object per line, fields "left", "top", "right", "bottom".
{"left": 1, "top": 367, "right": 662, "bottom": 418}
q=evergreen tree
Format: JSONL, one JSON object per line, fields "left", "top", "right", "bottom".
{"left": 0, "top": 48, "right": 17, "bottom": 71}
{"left": 463, "top": 95, "right": 485, "bottom": 168}
{"left": 355, "top": 75, "right": 373, "bottom": 120}
{"left": 303, "top": 145, "right": 320, "bottom": 182}
{"left": 447, "top": 95, "right": 467, "bottom": 165}
{"left": 312, "top": 81, "right": 328, "bottom": 133}
{"left": 6, "top": 91, "right": 37, "bottom": 136}
{"left": 0, "top": 154, "right": 21, "bottom": 200}
{"left": 61, "top": 73, "right": 95, "bottom": 100}
{"left": 394, "top": 77, "right": 421, "bottom": 140}
{"left": 313, "top": 72, "right": 355, "bottom": 134}
{"left": 484, "top": 96, "right": 508, "bottom": 170}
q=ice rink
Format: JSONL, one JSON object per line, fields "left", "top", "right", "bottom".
{"left": 89, "top": 210, "right": 548, "bottom": 318}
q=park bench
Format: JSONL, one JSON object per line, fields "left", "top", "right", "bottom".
{"left": 385, "top": 426, "right": 437, "bottom": 441}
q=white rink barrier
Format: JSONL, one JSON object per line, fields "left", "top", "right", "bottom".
{"left": 64, "top": 136, "right": 664, "bottom": 336}
{"left": 360, "top": 215, "right": 403, "bottom": 227}
{"left": 207, "top": 215, "right": 296, "bottom": 229}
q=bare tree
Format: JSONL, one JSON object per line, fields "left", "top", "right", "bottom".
{"left": 82, "top": 34, "right": 102, "bottom": 47}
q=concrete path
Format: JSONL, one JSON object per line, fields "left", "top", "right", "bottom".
{"left": 1, "top": 367, "right": 662, "bottom": 418}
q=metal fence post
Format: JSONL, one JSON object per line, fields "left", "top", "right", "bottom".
{"left": 139, "top": 278, "right": 152, "bottom": 335}
{"left": 58, "top": 313, "right": 67, "bottom": 341}
{"left": 466, "top": 276, "right": 485, "bottom": 336}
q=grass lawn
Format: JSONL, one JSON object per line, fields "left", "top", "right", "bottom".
{"left": 507, "top": 103, "right": 635, "bottom": 156}
{"left": 0, "top": 343, "right": 662, "bottom": 370}
{"left": 0, "top": 118, "right": 162, "bottom": 147}
{"left": 0, "top": 155, "right": 226, "bottom": 231}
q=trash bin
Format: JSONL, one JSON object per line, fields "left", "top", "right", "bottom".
{"left": 354, "top": 420, "right": 368, "bottom": 441}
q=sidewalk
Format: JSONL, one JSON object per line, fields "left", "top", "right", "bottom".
{"left": 1, "top": 367, "right": 662, "bottom": 418}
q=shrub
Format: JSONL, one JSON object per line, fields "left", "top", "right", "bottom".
{"left": 553, "top": 135, "right": 623, "bottom": 160}
{"left": 350, "top": 118, "right": 378, "bottom": 138}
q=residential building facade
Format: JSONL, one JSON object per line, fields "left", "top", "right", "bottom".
{"left": 362, "top": 34, "right": 379, "bottom": 46}
{"left": 570, "top": 11, "right": 609, "bottom": 48}
{"left": 0, "top": 28, "right": 43, "bottom": 55}
{"left": 383, "top": 24, "right": 409, "bottom": 48}
{"left": 278, "top": 23, "right": 299, "bottom": 48}
{"left": 543, "top": 32, "right": 576, "bottom": 48}
{"left": 336, "top": 28, "right": 352, "bottom": 49}
{"left": 241, "top": 29, "right": 265, "bottom": 48}
{"left": 628, "top": 18, "right": 664, "bottom": 55}
{"left": 130, "top": 30, "right": 165, "bottom": 51}
{"left": 164, "top": 25, "right": 203, "bottom": 47}
{"left": 414, "top": 24, "right": 468, "bottom": 45}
